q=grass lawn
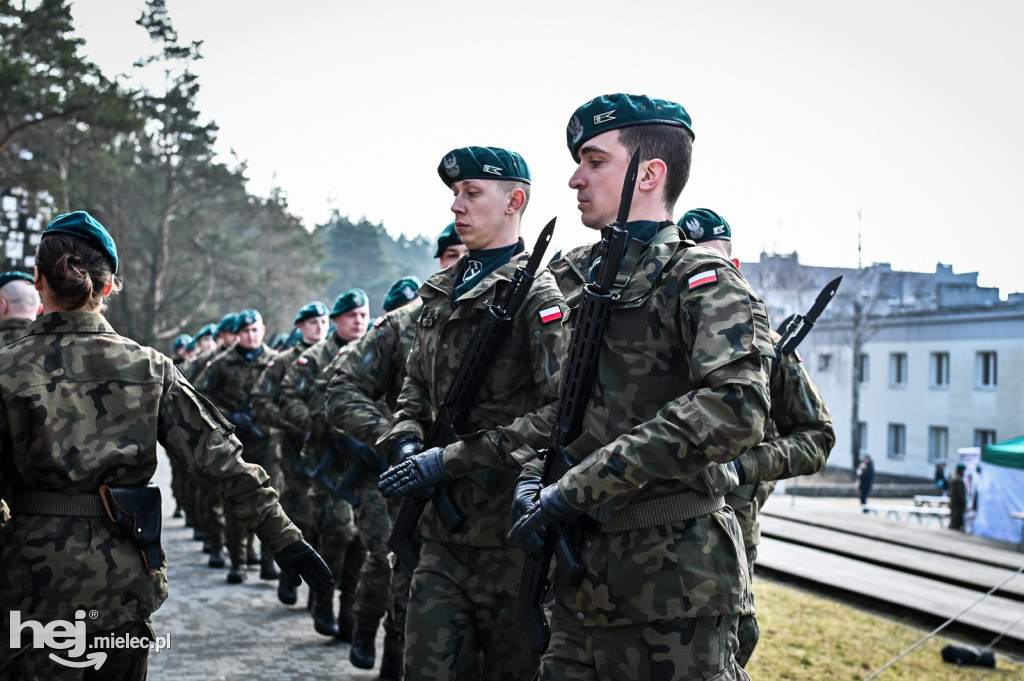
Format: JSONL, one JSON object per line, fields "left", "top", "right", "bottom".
{"left": 745, "top": 576, "right": 1023, "bottom": 680}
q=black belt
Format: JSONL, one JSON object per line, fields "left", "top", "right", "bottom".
{"left": 9, "top": 491, "right": 105, "bottom": 517}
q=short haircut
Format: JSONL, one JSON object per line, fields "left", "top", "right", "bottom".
{"left": 618, "top": 124, "right": 693, "bottom": 211}
{"left": 498, "top": 179, "right": 531, "bottom": 217}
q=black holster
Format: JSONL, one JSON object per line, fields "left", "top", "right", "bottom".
{"left": 99, "top": 485, "right": 165, "bottom": 569}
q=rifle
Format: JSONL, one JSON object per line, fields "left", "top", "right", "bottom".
{"left": 228, "top": 396, "right": 264, "bottom": 440}
{"left": 516, "top": 148, "right": 641, "bottom": 654}
{"left": 775, "top": 276, "right": 843, "bottom": 356}
{"left": 294, "top": 434, "right": 369, "bottom": 507}
{"left": 387, "top": 217, "right": 557, "bottom": 573}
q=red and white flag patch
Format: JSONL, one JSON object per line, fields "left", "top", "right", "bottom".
{"left": 688, "top": 270, "right": 718, "bottom": 290}
{"left": 539, "top": 306, "right": 563, "bottom": 324}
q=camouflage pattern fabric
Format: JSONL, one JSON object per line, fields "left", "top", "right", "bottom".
{"left": 538, "top": 222, "right": 772, "bottom": 662}
{"left": 380, "top": 253, "right": 570, "bottom": 547}
{"left": 727, "top": 329, "right": 835, "bottom": 667}
{"left": 0, "top": 317, "right": 32, "bottom": 347}
{"left": 379, "top": 252, "right": 569, "bottom": 680}
{"left": 325, "top": 300, "right": 423, "bottom": 644}
{"left": 0, "top": 311, "right": 300, "bottom": 663}
{"left": 540, "top": 603, "right": 750, "bottom": 681}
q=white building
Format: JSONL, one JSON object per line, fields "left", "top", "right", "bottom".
{"left": 742, "top": 252, "right": 1024, "bottom": 480}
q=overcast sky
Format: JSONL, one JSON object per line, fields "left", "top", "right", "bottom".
{"left": 71, "top": 0, "right": 1024, "bottom": 295}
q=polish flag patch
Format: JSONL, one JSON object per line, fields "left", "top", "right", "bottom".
{"left": 539, "top": 306, "right": 563, "bottom": 324}
{"left": 688, "top": 270, "right": 718, "bottom": 290}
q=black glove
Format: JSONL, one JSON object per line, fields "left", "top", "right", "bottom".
{"left": 390, "top": 433, "right": 423, "bottom": 466}
{"left": 507, "top": 484, "right": 579, "bottom": 558}
{"left": 511, "top": 467, "right": 543, "bottom": 526}
{"left": 353, "top": 440, "right": 386, "bottom": 473}
{"left": 273, "top": 539, "right": 333, "bottom": 591}
{"left": 378, "top": 446, "right": 451, "bottom": 500}
{"left": 227, "top": 411, "right": 263, "bottom": 439}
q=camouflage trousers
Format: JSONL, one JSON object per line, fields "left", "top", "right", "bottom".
{"left": 385, "top": 498, "right": 411, "bottom": 647}
{"left": 1, "top": 619, "right": 153, "bottom": 681}
{"left": 540, "top": 607, "right": 749, "bottom": 681}
{"left": 736, "top": 543, "right": 760, "bottom": 668}
{"left": 404, "top": 539, "right": 539, "bottom": 681}
{"left": 312, "top": 486, "right": 366, "bottom": 622}
{"left": 352, "top": 474, "right": 392, "bottom": 633}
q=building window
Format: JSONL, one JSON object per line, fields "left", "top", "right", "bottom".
{"left": 818, "top": 354, "right": 833, "bottom": 372}
{"left": 930, "top": 352, "right": 949, "bottom": 388}
{"left": 976, "top": 351, "right": 997, "bottom": 388}
{"left": 974, "top": 429, "right": 997, "bottom": 448}
{"left": 889, "top": 353, "right": 908, "bottom": 387}
{"left": 928, "top": 427, "right": 948, "bottom": 463}
{"left": 887, "top": 423, "right": 906, "bottom": 459}
{"left": 856, "top": 353, "right": 870, "bottom": 384}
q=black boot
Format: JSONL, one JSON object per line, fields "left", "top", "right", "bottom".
{"left": 277, "top": 575, "right": 297, "bottom": 605}
{"left": 260, "top": 557, "right": 280, "bottom": 581}
{"left": 312, "top": 591, "right": 339, "bottom": 637}
{"left": 246, "top": 543, "right": 260, "bottom": 566}
{"left": 227, "top": 563, "right": 246, "bottom": 584}
{"left": 349, "top": 627, "right": 377, "bottom": 669}
{"left": 335, "top": 606, "right": 354, "bottom": 643}
{"left": 207, "top": 548, "right": 226, "bottom": 569}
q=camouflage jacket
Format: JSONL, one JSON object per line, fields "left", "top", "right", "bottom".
{"left": 541, "top": 224, "right": 774, "bottom": 625}
{"left": 0, "top": 312, "right": 300, "bottom": 639}
{"left": 0, "top": 317, "right": 32, "bottom": 347}
{"left": 381, "top": 252, "right": 570, "bottom": 547}
{"left": 252, "top": 340, "right": 317, "bottom": 435}
{"left": 279, "top": 333, "right": 348, "bottom": 438}
{"left": 182, "top": 345, "right": 225, "bottom": 384}
{"left": 728, "top": 330, "right": 835, "bottom": 549}
{"left": 326, "top": 299, "right": 422, "bottom": 448}
{"left": 193, "top": 343, "right": 277, "bottom": 457}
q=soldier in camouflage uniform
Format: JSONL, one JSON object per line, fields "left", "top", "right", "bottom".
{"left": 252, "top": 300, "right": 329, "bottom": 606}
{"left": 0, "top": 211, "right": 331, "bottom": 680}
{"left": 194, "top": 308, "right": 282, "bottom": 584}
{"left": 326, "top": 224, "right": 463, "bottom": 672}
{"left": 322, "top": 276, "right": 422, "bottom": 673}
{"left": 508, "top": 95, "right": 774, "bottom": 681}
{"left": 0, "top": 272, "right": 40, "bottom": 528}
{"left": 279, "top": 289, "right": 371, "bottom": 639}
{"left": 678, "top": 208, "right": 836, "bottom": 667}
{"left": 378, "top": 146, "right": 569, "bottom": 681}
{"left": 0, "top": 271, "right": 40, "bottom": 346}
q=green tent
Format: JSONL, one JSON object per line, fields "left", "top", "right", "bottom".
{"left": 982, "top": 436, "right": 1024, "bottom": 470}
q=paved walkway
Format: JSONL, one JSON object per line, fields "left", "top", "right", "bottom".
{"left": 149, "top": 454, "right": 381, "bottom": 681}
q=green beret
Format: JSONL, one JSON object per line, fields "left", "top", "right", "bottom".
{"left": 185, "top": 337, "right": 198, "bottom": 352}
{"left": 194, "top": 323, "right": 217, "bottom": 340}
{"left": 234, "top": 308, "right": 262, "bottom": 331}
{"left": 567, "top": 93, "right": 695, "bottom": 162}
{"left": 0, "top": 271, "right": 34, "bottom": 289}
{"left": 215, "top": 313, "right": 239, "bottom": 337}
{"left": 383, "top": 276, "right": 422, "bottom": 313}
{"left": 173, "top": 333, "right": 192, "bottom": 352}
{"left": 41, "top": 211, "right": 119, "bottom": 274}
{"left": 438, "top": 146, "right": 530, "bottom": 188}
{"left": 678, "top": 208, "right": 731, "bottom": 242}
{"left": 434, "top": 220, "right": 464, "bottom": 259}
{"left": 294, "top": 300, "right": 329, "bottom": 325}
{"left": 331, "top": 288, "right": 368, "bottom": 317}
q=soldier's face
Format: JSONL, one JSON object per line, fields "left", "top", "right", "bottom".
{"left": 438, "top": 245, "right": 468, "bottom": 270}
{"left": 237, "top": 322, "right": 265, "bottom": 349}
{"left": 569, "top": 129, "right": 631, "bottom": 230}
{"left": 297, "top": 315, "right": 328, "bottom": 344}
{"left": 334, "top": 304, "right": 369, "bottom": 342}
{"left": 197, "top": 336, "right": 216, "bottom": 353}
{"left": 449, "top": 179, "right": 510, "bottom": 250}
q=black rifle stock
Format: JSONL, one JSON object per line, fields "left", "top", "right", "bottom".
{"left": 516, "top": 149, "right": 640, "bottom": 654}
{"left": 387, "top": 219, "right": 556, "bottom": 573}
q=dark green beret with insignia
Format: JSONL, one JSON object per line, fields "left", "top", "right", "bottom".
{"left": 294, "top": 300, "right": 329, "bottom": 325}
{"left": 678, "top": 208, "right": 731, "bottom": 242}
{"left": 194, "top": 322, "right": 217, "bottom": 340}
{"left": 234, "top": 308, "right": 262, "bottom": 331}
{"left": 437, "top": 146, "right": 531, "bottom": 188}
{"left": 173, "top": 334, "right": 192, "bottom": 352}
{"left": 215, "top": 313, "right": 239, "bottom": 337}
{"left": 383, "top": 276, "right": 422, "bottom": 312}
{"left": 567, "top": 93, "right": 695, "bottom": 162}
{"left": 434, "top": 220, "right": 464, "bottom": 258}
{"left": 0, "top": 270, "right": 34, "bottom": 289}
{"left": 41, "top": 211, "right": 119, "bottom": 274}
{"left": 331, "top": 288, "right": 368, "bottom": 317}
